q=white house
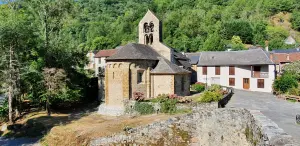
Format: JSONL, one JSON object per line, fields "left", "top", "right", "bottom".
{"left": 188, "top": 49, "right": 276, "bottom": 92}
{"left": 284, "top": 36, "right": 296, "bottom": 45}
{"left": 94, "top": 49, "right": 117, "bottom": 76}
{"left": 84, "top": 51, "right": 98, "bottom": 70}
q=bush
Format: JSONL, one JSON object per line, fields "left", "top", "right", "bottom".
{"left": 134, "top": 102, "right": 154, "bottom": 115}
{"left": 160, "top": 98, "right": 178, "bottom": 114}
{"left": 192, "top": 84, "right": 205, "bottom": 92}
{"left": 288, "top": 87, "right": 300, "bottom": 96}
{"left": 150, "top": 94, "right": 169, "bottom": 103}
{"left": 208, "top": 84, "right": 222, "bottom": 92}
{"left": 273, "top": 74, "right": 298, "bottom": 94}
{"left": 196, "top": 91, "right": 222, "bottom": 103}
{"left": 0, "top": 101, "right": 8, "bottom": 122}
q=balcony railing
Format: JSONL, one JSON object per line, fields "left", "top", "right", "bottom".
{"left": 252, "top": 72, "right": 269, "bottom": 78}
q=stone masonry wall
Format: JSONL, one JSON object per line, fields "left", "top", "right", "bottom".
{"left": 91, "top": 106, "right": 297, "bottom": 146}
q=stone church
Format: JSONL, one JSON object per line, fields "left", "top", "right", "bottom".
{"left": 103, "top": 10, "right": 191, "bottom": 108}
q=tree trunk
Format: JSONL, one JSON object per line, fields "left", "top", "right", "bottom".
{"left": 8, "top": 45, "right": 13, "bottom": 123}
{"left": 46, "top": 96, "right": 51, "bottom": 116}
{"left": 8, "top": 85, "right": 13, "bottom": 123}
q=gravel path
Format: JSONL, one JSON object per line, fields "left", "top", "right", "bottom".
{"left": 226, "top": 89, "right": 300, "bottom": 144}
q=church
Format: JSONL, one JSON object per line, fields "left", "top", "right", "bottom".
{"left": 104, "top": 10, "right": 191, "bottom": 107}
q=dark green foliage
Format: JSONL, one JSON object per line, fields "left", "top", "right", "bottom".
{"left": 150, "top": 94, "right": 178, "bottom": 114}
{"left": 191, "top": 84, "right": 205, "bottom": 92}
{"left": 291, "top": 11, "right": 300, "bottom": 31}
{"left": 273, "top": 73, "right": 298, "bottom": 94}
{"left": 160, "top": 98, "right": 178, "bottom": 114}
{"left": 0, "top": 101, "right": 8, "bottom": 121}
{"left": 134, "top": 102, "right": 154, "bottom": 115}
{"left": 221, "top": 20, "right": 253, "bottom": 44}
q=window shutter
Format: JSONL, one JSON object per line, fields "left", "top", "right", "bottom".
{"left": 229, "top": 78, "right": 235, "bottom": 86}
{"left": 257, "top": 79, "right": 264, "bottom": 88}
{"left": 215, "top": 66, "right": 220, "bottom": 75}
{"left": 229, "top": 66, "right": 235, "bottom": 75}
{"left": 203, "top": 66, "right": 207, "bottom": 75}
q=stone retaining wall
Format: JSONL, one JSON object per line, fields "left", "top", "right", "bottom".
{"left": 91, "top": 107, "right": 297, "bottom": 146}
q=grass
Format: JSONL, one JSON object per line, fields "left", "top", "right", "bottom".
{"left": 287, "top": 99, "right": 297, "bottom": 103}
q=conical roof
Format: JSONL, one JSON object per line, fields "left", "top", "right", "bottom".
{"left": 151, "top": 57, "right": 190, "bottom": 74}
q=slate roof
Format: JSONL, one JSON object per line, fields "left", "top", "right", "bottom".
{"left": 106, "top": 43, "right": 160, "bottom": 61}
{"left": 94, "top": 49, "right": 117, "bottom": 58}
{"left": 173, "top": 51, "right": 192, "bottom": 68}
{"left": 197, "top": 49, "right": 274, "bottom": 66}
{"left": 151, "top": 57, "right": 190, "bottom": 74}
{"left": 185, "top": 53, "right": 201, "bottom": 65}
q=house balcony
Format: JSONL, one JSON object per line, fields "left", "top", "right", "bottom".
{"left": 252, "top": 72, "right": 269, "bottom": 78}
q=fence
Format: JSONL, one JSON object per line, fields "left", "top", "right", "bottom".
{"left": 218, "top": 86, "right": 234, "bottom": 108}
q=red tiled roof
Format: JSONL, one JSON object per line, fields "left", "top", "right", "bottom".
{"left": 271, "top": 52, "right": 300, "bottom": 64}
{"left": 94, "top": 49, "right": 117, "bottom": 58}
{"left": 289, "top": 53, "right": 300, "bottom": 61}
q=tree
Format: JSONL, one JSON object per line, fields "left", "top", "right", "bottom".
{"left": 291, "top": 11, "right": 300, "bottom": 31}
{"left": 221, "top": 20, "right": 254, "bottom": 44}
{"left": 203, "top": 33, "right": 225, "bottom": 51}
{"left": 282, "top": 61, "right": 300, "bottom": 80}
{"left": 0, "top": 2, "right": 34, "bottom": 123}
{"left": 42, "top": 68, "right": 67, "bottom": 116}
{"left": 231, "top": 36, "right": 246, "bottom": 51}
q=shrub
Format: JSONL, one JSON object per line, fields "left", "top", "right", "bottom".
{"left": 160, "top": 98, "right": 178, "bottom": 114}
{"left": 133, "top": 92, "right": 145, "bottom": 101}
{"left": 192, "top": 84, "right": 205, "bottom": 92}
{"left": 208, "top": 84, "right": 222, "bottom": 92}
{"left": 273, "top": 74, "right": 298, "bottom": 94}
{"left": 0, "top": 101, "right": 8, "bottom": 122}
{"left": 288, "top": 87, "right": 300, "bottom": 96}
{"left": 150, "top": 94, "right": 168, "bottom": 103}
{"left": 196, "top": 91, "right": 222, "bottom": 103}
{"left": 134, "top": 102, "right": 154, "bottom": 115}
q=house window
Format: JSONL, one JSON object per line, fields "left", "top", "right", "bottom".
{"left": 257, "top": 79, "right": 264, "bottom": 88}
{"left": 215, "top": 66, "right": 220, "bottom": 75}
{"left": 229, "top": 78, "right": 235, "bottom": 86}
{"left": 113, "top": 72, "right": 114, "bottom": 79}
{"left": 181, "top": 76, "right": 185, "bottom": 91}
{"left": 203, "top": 66, "right": 207, "bottom": 75}
{"left": 229, "top": 66, "right": 235, "bottom": 75}
{"left": 137, "top": 71, "right": 144, "bottom": 84}
{"left": 98, "top": 58, "right": 101, "bottom": 64}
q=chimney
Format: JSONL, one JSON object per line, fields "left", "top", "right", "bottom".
{"left": 265, "top": 40, "right": 269, "bottom": 52}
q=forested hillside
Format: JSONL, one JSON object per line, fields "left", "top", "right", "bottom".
{"left": 73, "top": 0, "right": 300, "bottom": 52}
{"left": 0, "top": 0, "right": 300, "bottom": 122}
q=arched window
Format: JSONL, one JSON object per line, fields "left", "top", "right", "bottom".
{"left": 144, "top": 34, "right": 149, "bottom": 45}
{"left": 144, "top": 23, "right": 149, "bottom": 33}
{"left": 149, "top": 22, "right": 154, "bottom": 32}
{"left": 149, "top": 34, "right": 153, "bottom": 45}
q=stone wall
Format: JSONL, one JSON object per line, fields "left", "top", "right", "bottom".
{"left": 152, "top": 75, "right": 174, "bottom": 97}
{"left": 174, "top": 74, "right": 190, "bottom": 96}
{"left": 91, "top": 107, "right": 297, "bottom": 146}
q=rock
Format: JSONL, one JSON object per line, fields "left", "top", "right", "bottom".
{"left": 296, "top": 114, "right": 300, "bottom": 124}
{"left": 1, "top": 123, "right": 7, "bottom": 131}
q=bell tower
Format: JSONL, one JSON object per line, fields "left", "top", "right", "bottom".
{"left": 138, "top": 10, "right": 162, "bottom": 45}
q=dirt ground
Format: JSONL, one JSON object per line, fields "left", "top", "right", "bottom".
{"left": 0, "top": 103, "right": 177, "bottom": 146}
{"left": 41, "top": 113, "right": 176, "bottom": 146}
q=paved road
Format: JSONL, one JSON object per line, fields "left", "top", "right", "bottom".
{"left": 226, "top": 89, "right": 300, "bottom": 143}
